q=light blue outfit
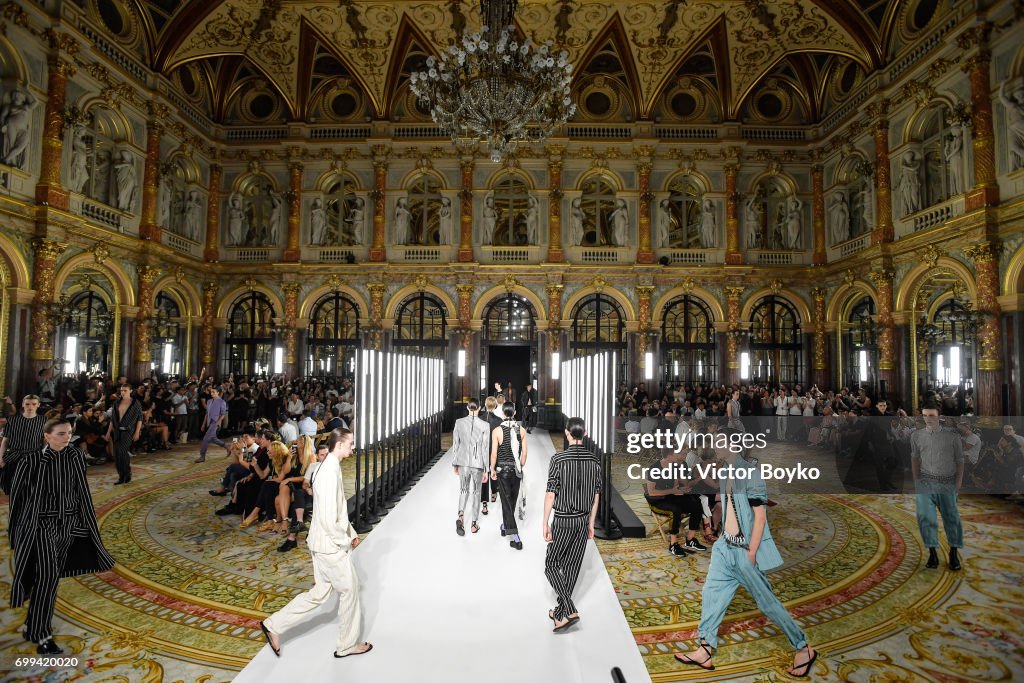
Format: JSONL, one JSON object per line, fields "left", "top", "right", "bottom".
{"left": 697, "top": 454, "right": 807, "bottom": 650}
{"left": 911, "top": 427, "right": 964, "bottom": 549}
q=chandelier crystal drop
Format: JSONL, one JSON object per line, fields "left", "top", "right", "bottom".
{"left": 409, "top": 0, "right": 575, "bottom": 162}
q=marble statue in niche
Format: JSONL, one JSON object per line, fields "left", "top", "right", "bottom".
{"left": 393, "top": 196, "right": 411, "bottom": 245}
{"left": 438, "top": 196, "right": 453, "bottom": 245}
{"left": 828, "top": 192, "right": 849, "bottom": 245}
{"left": 310, "top": 197, "right": 327, "bottom": 245}
{"left": 656, "top": 199, "right": 673, "bottom": 248}
{"left": 895, "top": 150, "right": 921, "bottom": 215}
{"left": 785, "top": 196, "right": 802, "bottom": 249}
{"left": 481, "top": 192, "right": 497, "bottom": 245}
{"left": 184, "top": 190, "right": 203, "bottom": 241}
{"left": 610, "top": 199, "right": 629, "bottom": 247}
{"left": 999, "top": 79, "right": 1024, "bottom": 171}
{"left": 112, "top": 149, "right": 137, "bottom": 212}
{"left": 858, "top": 179, "right": 875, "bottom": 234}
{"left": 346, "top": 196, "right": 365, "bottom": 245}
{"left": 68, "top": 127, "right": 90, "bottom": 193}
{"left": 226, "top": 193, "right": 247, "bottom": 246}
{"left": 569, "top": 197, "right": 584, "bottom": 246}
{"left": 744, "top": 194, "right": 762, "bottom": 249}
{"left": 266, "top": 192, "right": 283, "bottom": 244}
{"left": 944, "top": 123, "right": 964, "bottom": 195}
{"left": 157, "top": 174, "right": 171, "bottom": 228}
{"left": 0, "top": 87, "right": 36, "bottom": 169}
{"left": 526, "top": 195, "right": 539, "bottom": 245}
{"left": 699, "top": 198, "right": 716, "bottom": 248}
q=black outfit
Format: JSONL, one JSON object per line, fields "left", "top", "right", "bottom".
{"left": 519, "top": 389, "right": 539, "bottom": 432}
{"left": 545, "top": 444, "right": 602, "bottom": 622}
{"left": 236, "top": 447, "right": 271, "bottom": 517}
{"left": 644, "top": 470, "right": 703, "bottom": 535}
{"left": 8, "top": 445, "right": 114, "bottom": 642}
{"left": 481, "top": 412, "right": 502, "bottom": 505}
{"left": 1, "top": 413, "right": 46, "bottom": 494}
{"left": 495, "top": 423, "right": 522, "bottom": 534}
{"left": 110, "top": 400, "right": 143, "bottom": 483}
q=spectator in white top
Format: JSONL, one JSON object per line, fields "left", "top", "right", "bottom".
{"left": 774, "top": 391, "right": 792, "bottom": 441}
{"left": 286, "top": 392, "right": 304, "bottom": 421}
{"left": 276, "top": 413, "right": 298, "bottom": 444}
{"left": 957, "top": 421, "right": 982, "bottom": 466}
{"left": 1003, "top": 424, "right": 1024, "bottom": 452}
{"left": 298, "top": 410, "right": 318, "bottom": 438}
{"left": 624, "top": 414, "right": 641, "bottom": 434}
{"left": 171, "top": 386, "right": 189, "bottom": 444}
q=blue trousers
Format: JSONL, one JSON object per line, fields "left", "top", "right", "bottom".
{"left": 199, "top": 422, "right": 225, "bottom": 457}
{"left": 698, "top": 540, "right": 806, "bottom": 650}
{"left": 914, "top": 479, "right": 963, "bottom": 549}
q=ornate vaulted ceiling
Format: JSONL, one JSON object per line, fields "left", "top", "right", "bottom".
{"left": 87, "top": 0, "right": 945, "bottom": 126}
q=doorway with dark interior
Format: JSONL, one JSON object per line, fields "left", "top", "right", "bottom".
{"left": 487, "top": 345, "right": 531, "bottom": 409}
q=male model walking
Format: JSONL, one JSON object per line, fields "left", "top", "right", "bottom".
{"left": 543, "top": 416, "right": 601, "bottom": 633}
{"left": 450, "top": 400, "right": 490, "bottom": 536}
{"left": 259, "top": 428, "right": 372, "bottom": 659}
{"left": 676, "top": 429, "right": 817, "bottom": 677}
{"left": 8, "top": 417, "right": 115, "bottom": 654}
{"left": 913, "top": 405, "right": 965, "bottom": 570}
{"left": 195, "top": 385, "right": 229, "bottom": 463}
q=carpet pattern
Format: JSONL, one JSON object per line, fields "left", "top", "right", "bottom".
{"left": 0, "top": 435, "right": 1021, "bottom": 682}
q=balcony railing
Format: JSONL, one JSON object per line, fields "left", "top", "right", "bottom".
{"left": 164, "top": 232, "right": 201, "bottom": 256}
{"left": 478, "top": 245, "right": 543, "bottom": 264}
{"left": 390, "top": 245, "right": 451, "bottom": 263}
{"left": 749, "top": 250, "right": 804, "bottom": 266}
{"left": 658, "top": 248, "right": 726, "bottom": 265}
{"left": 895, "top": 195, "right": 966, "bottom": 238}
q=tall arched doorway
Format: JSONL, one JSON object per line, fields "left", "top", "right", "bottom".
{"left": 661, "top": 294, "right": 717, "bottom": 389}
{"left": 749, "top": 295, "right": 803, "bottom": 386}
{"left": 482, "top": 294, "right": 537, "bottom": 404}
{"left": 223, "top": 292, "right": 276, "bottom": 378}
{"left": 307, "top": 291, "right": 361, "bottom": 379}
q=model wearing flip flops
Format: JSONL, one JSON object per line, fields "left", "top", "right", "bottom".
{"left": 450, "top": 401, "right": 490, "bottom": 536}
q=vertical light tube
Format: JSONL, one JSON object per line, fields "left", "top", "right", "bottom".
{"left": 673, "top": 359, "right": 679, "bottom": 378}
{"left": 359, "top": 349, "right": 368, "bottom": 449}
{"left": 65, "top": 336, "right": 77, "bottom": 375}
{"left": 552, "top": 352, "right": 560, "bottom": 380}
{"left": 644, "top": 351, "right": 654, "bottom": 380}
{"left": 375, "top": 351, "right": 383, "bottom": 442}
{"left": 457, "top": 349, "right": 466, "bottom": 377}
{"left": 950, "top": 346, "right": 961, "bottom": 386}
{"left": 858, "top": 349, "right": 868, "bottom": 383}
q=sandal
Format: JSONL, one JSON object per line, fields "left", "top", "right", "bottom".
{"left": 788, "top": 646, "right": 818, "bottom": 678}
{"left": 259, "top": 621, "right": 280, "bottom": 657}
{"left": 482, "top": 502, "right": 489, "bottom": 515}
{"left": 240, "top": 517, "right": 255, "bottom": 529}
{"left": 674, "top": 639, "right": 715, "bottom": 671}
{"left": 258, "top": 520, "right": 275, "bottom": 533}
{"left": 471, "top": 521, "right": 480, "bottom": 534}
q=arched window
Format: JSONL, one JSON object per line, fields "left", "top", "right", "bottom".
{"left": 307, "top": 292, "right": 361, "bottom": 378}
{"left": 394, "top": 293, "right": 448, "bottom": 358}
{"left": 570, "top": 293, "right": 627, "bottom": 383}
{"left": 491, "top": 175, "right": 531, "bottom": 246}
{"left": 928, "top": 298, "right": 976, "bottom": 390}
{"left": 322, "top": 175, "right": 361, "bottom": 245}
{"left": 749, "top": 295, "right": 802, "bottom": 386}
{"left": 407, "top": 176, "right": 443, "bottom": 245}
{"left": 841, "top": 296, "right": 876, "bottom": 391}
{"left": 746, "top": 177, "right": 791, "bottom": 250}
{"left": 61, "top": 291, "right": 113, "bottom": 375}
{"left": 483, "top": 295, "right": 536, "bottom": 342}
{"left": 152, "top": 292, "right": 184, "bottom": 378}
{"left": 661, "top": 295, "right": 717, "bottom": 386}
{"left": 223, "top": 292, "right": 276, "bottom": 377}
{"left": 665, "top": 176, "right": 703, "bottom": 248}
{"left": 580, "top": 176, "right": 617, "bottom": 246}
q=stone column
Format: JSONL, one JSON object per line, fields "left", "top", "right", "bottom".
{"left": 958, "top": 25, "right": 999, "bottom": 210}
{"left": 964, "top": 242, "right": 1003, "bottom": 415}
{"left": 282, "top": 282, "right": 301, "bottom": 379}
{"left": 545, "top": 283, "right": 564, "bottom": 408}
{"left": 868, "top": 100, "right": 893, "bottom": 244}
{"left": 204, "top": 164, "right": 222, "bottom": 263}
{"left": 868, "top": 270, "right": 897, "bottom": 399}
{"left": 28, "top": 239, "right": 67, "bottom": 374}
{"left": 139, "top": 120, "right": 163, "bottom": 242}
{"left": 810, "top": 287, "right": 829, "bottom": 387}
{"left": 456, "top": 283, "right": 474, "bottom": 329}
{"left": 724, "top": 286, "right": 744, "bottom": 385}
{"left": 458, "top": 155, "right": 475, "bottom": 262}
{"left": 369, "top": 148, "right": 388, "bottom": 262}
{"left": 36, "top": 44, "right": 77, "bottom": 209}
{"left": 367, "top": 283, "right": 387, "bottom": 350}
{"left": 812, "top": 164, "right": 826, "bottom": 265}
{"left": 635, "top": 148, "right": 655, "bottom": 264}
{"left": 636, "top": 285, "right": 657, "bottom": 386}
{"left": 200, "top": 281, "right": 217, "bottom": 375}
{"left": 724, "top": 162, "right": 743, "bottom": 265}
{"left": 546, "top": 148, "right": 565, "bottom": 263}
{"left": 132, "top": 265, "right": 161, "bottom": 380}
{"left": 283, "top": 163, "right": 303, "bottom": 262}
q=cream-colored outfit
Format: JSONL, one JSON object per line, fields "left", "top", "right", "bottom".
{"left": 263, "top": 454, "right": 364, "bottom": 655}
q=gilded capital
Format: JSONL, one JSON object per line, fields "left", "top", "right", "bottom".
{"left": 963, "top": 242, "right": 999, "bottom": 263}
{"left": 810, "top": 287, "right": 827, "bottom": 302}
{"left": 724, "top": 286, "right": 744, "bottom": 300}
{"left": 867, "top": 269, "right": 894, "bottom": 287}
{"left": 31, "top": 238, "right": 67, "bottom": 261}
{"left": 281, "top": 281, "right": 302, "bottom": 297}
{"left": 455, "top": 283, "right": 475, "bottom": 297}
{"left": 137, "top": 264, "right": 161, "bottom": 283}
{"left": 635, "top": 285, "right": 656, "bottom": 299}
{"left": 544, "top": 283, "right": 564, "bottom": 297}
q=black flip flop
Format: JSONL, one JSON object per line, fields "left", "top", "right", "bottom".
{"left": 552, "top": 616, "right": 580, "bottom": 633}
{"left": 259, "top": 621, "right": 280, "bottom": 657}
{"left": 456, "top": 519, "right": 465, "bottom": 536}
{"left": 334, "top": 643, "right": 374, "bottom": 658}
{"left": 788, "top": 647, "right": 818, "bottom": 678}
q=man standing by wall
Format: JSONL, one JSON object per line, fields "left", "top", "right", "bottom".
{"left": 259, "top": 428, "right": 373, "bottom": 659}
{"left": 543, "top": 416, "right": 601, "bottom": 633}
{"left": 912, "top": 405, "right": 965, "bottom": 571}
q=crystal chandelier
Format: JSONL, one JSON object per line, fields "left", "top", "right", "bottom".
{"left": 409, "top": 0, "right": 575, "bottom": 162}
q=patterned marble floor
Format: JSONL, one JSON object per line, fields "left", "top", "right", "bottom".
{"left": 0, "top": 434, "right": 1021, "bottom": 682}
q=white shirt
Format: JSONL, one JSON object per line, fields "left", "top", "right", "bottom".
{"left": 961, "top": 432, "right": 982, "bottom": 465}
{"left": 278, "top": 421, "right": 298, "bottom": 444}
{"left": 286, "top": 398, "right": 304, "bottom": 416}
{"left": 306, "top": 455, "right": 358, "bottom": 554}
{"left": 171, "top": 393, "right": 188, "bottom": 415}
{"left": 298, "top": 416, "right": 318, "bottom": 437}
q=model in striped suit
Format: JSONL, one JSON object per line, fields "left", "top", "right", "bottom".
{"left": 0, "top": 394, "right": 45, "bottom": 494}
{"left": 543, "top": 416, "right": 601, "bottom": 633}
{"left": 8, "top": 417, "right": 115, "bottom": 654}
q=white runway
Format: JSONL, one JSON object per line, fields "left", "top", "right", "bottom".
{"left": 235, "top": 429, "right": 651, "bottom": 683}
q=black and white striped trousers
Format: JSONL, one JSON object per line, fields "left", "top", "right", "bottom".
{"left": 545, "top": 514, "right": 589, "bottom": 621}
{"left": 25, "top": 516, "right": 79, "bottom": 642}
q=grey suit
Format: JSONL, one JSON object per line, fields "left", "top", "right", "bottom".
{"left": 450, "top": 414, "right": 490, "bottom": 522}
